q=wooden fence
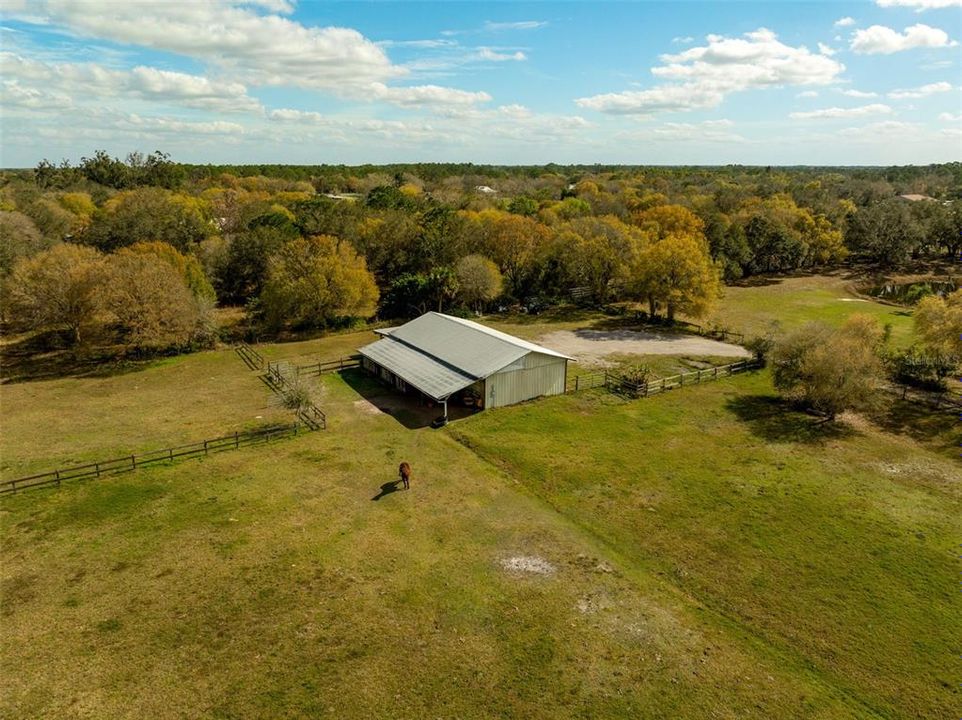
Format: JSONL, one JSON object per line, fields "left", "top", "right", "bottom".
{"left": 261, "top": 363, "right": 327, "bottom": 430}
{"left": 567, "top": 359, "right": 759, "bottom": 397}
{"left": 1, "top": 423, "right": 304, "bottom": 495}
{"left": 566, "top": 372, "right": 608, "bottom": 393}
{"left": 267, "top": 355, "right": 361, "bottom": 378}
{"left": 235, "top": 342, "right": 265, "bottom": 370}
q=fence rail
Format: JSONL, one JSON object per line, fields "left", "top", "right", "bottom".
{"left": 267, "top": 355, "right": 361, "bottom": 378}
{"left": 1, "top": 423, "right": 304, "bottom": 495}
{"left": 567, "top": 359, "right": 759, "bottom": 398}
{"left": 235, "top": 342, "right": 265, "bottom": 370}
{"left": 262, "top": 363, "right": 328, "bottom": 430}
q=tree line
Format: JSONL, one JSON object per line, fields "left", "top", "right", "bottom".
{"left": 1, "top": 151, "right": 960, "bottom": 353}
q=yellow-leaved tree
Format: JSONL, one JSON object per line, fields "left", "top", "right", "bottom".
{"left": 260, "top": 235, "right": 379, "bottom": 331}
{"left": 4, "top": 243, "right": 104, "bottom": 343}
{"left": 914, "top": 289, "right": 962, "bottom": 356}
{"left": 633, "top": 233, "right": 720, "bottom": 321}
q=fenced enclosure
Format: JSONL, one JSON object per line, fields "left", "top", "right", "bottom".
{"left": 1, "top": 423, "right": 304, "bottom": 495}
{"left": 266, "top": 355, "right": 361, "bottom": 378}
{"left": 261, "top": 362, "right": 327, "bottom": 430}
{"left": 566, "top": 359, "right": 759, "bottom": 397}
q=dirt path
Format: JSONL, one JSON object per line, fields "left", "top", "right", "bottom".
{"left": 538, "top": 329, "right": 751, "bottom": 366}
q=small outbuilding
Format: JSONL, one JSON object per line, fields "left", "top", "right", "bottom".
{"left": 358, "top": 312, "right": 572, "bottom": 419}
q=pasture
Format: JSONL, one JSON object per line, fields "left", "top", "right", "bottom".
{"left": 1, "top": 275, "right": 957, "bottom": 719}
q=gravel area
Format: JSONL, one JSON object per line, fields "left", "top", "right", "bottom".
{"left": 538, "top": 329, "right": 751, "bottom": 365}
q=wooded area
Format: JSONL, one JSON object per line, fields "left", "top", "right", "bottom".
{"left": 2, "top": 153, "right": 960, "bottom": 361}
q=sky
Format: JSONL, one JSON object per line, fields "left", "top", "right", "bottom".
{"left": 1, "top": 0, "right": 960, "bottom": 167}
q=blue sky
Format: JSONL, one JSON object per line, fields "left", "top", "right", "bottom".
{"left": 1, "top": 1, "right": 959, "bottom": 166}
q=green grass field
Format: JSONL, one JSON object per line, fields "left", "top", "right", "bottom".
{"left": 1, "top": 275, "right": 956, "bottom": 719}
{"left": 704, "top": 273, "right": 916, "bottom": 346}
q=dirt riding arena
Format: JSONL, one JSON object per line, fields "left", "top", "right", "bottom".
{"left": 537, "top": 329, "right": 751, "bottom": 366}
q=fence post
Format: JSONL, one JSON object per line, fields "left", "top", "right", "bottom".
{"left": 204, "top": 440, "right": 208, "bottom": 456}
{"left": 235, "top": 431, "right": 240, "bottom": 448}
{"left": 714, "top": 367, "right": 718, "bottom": 379}
{"left": 55, "top": 469, "right": 61, "bottom": 486}
{"left": 169, "top": 448, "right": 173, "bottom": 462}
{"left": 95, "top": 462, "right": 100, "bottom": 477}
{"left": 576, "top": 376, "right": 580, "bottom": 392}
{"left": 131, "top": 454, "right": 136, "bottom": 470}
{"left": 680, "top": 374, "right": 684, "bottom": 387}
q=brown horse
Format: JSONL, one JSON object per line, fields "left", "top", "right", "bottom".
{"left": 398, "top": 462, "right": 412, "bottom": 490}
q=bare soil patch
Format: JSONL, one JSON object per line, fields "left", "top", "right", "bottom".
{"left": 500, "top": 556, "right": 556, "bottom": 575}
{"left": 538, "top": 329, "right": 750, "bottom": 366}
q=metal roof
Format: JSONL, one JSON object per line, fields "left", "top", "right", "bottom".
{"left": 359, "top": 337, "right": 477, "bottom": 400}
{"left": 358, "top": 312, "right": 572, "bottom": 400}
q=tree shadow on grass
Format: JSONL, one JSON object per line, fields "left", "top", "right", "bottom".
{"left": 866, "top": 397, "right": 961, "bottom": 452}
{"left": 0, "top": 330, "right": 154, "bottom": 385}
{"left": 725, "top": 395, "right": 857, "bottom": 445}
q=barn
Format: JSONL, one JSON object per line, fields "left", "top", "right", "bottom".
{"left": 358, "top": 312, "right": 572, "bottom": 420}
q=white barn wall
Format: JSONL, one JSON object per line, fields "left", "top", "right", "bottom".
{"left": 485, "top": 352, "right": 567, "bottom": 409}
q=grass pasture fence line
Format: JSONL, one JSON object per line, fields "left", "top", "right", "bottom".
{"left": 0, "top": 423, "right": 305, "bottom": 495}
{"left": 261, "top": 362, "right": 328, "bottom": 430}
{"left": 234, "top": 342, "right": 265, "bottom": 371}
{"left": 567, "top": 359, "right": 760, "bottom": 398}
{"left": 266, "top": 355, "right": 361, "bottom": 378}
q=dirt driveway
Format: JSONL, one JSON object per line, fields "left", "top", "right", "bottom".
{"left": 538, "top": 329, "right": 751, "bottom": 366}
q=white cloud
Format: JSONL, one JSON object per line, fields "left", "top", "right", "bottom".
{"left": 5, "top": 0, "right": 405, "bottom": 91}
{"left": 482, "top": 20, "right": 547, "bottom": 31}
{"left": 497, "top": 104, "right": 533, "bottom": 118}
{"left": 818, "top": 42, "right": 837, "bottom": 56}
{"left": 672, "top": 36, "right": 695, "bottom": 44}
{"left": 269, "top": 108, "right": 324, "bottom": 123}
{"left": 0, "top": 80, "right": 73, "bottom": 111}
{"left": 0, "top": 52, "right": 263, "bottom": 112}
{"left": 790, "top": 103, "right": 894, "bottom": 119}
{"left": 577, "top": 84, "right": 725, "bottom": 114}
{"left": 887, "top": 81, "right": 952, "bottom": 98}
{"left": 264, "top": 104, "right": 592, "bottom": 148}
{"left": 577, "top": 28, "right": 844, "bottom": 115}
{"left": 654, "top": 122, "right": 746, "bottom": 143}
{"left": 120, "top": 114, "right": 246, "bottom": 135}
{"left": 876, "top": 0, "right": 962, "bottom": 9}
{"left": 837, "top": 120, "right": 923, "bottom": 139}
{"left": 477, "top": 47, "right": 527, "bottom": 62}
{"left": 939, "top": 112, "right": 962, "bottom": 121}
{"left": 797, "top": 90, "right": 819, "bottom": 98}
{"left": 368, "top": 82, "right": 491, "bottom": 107}
{"left": 920, "top": 59, "right": 954, "bottom": 69}
{"left": 834, "top": 17, "right": 857, "bottom": 27}
{"left": 850, "top": 24, "right": 958, "bottom": 54}
{"left": 378, "top": 39, "right": 458, "bottom": 49}
{"left": 838, "top": 89, "right": 879, "bottom": 98}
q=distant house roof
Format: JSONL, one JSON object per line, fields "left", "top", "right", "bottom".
{"left": 899, "top": 194, "right": 936, "bottom": 202}
{"left": 359, "top": 312, "right": 571, "bottom": 400}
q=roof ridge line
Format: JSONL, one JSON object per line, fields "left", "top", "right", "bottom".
{"left": 383, "top": 333, "right": 480, "bottom": 381}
